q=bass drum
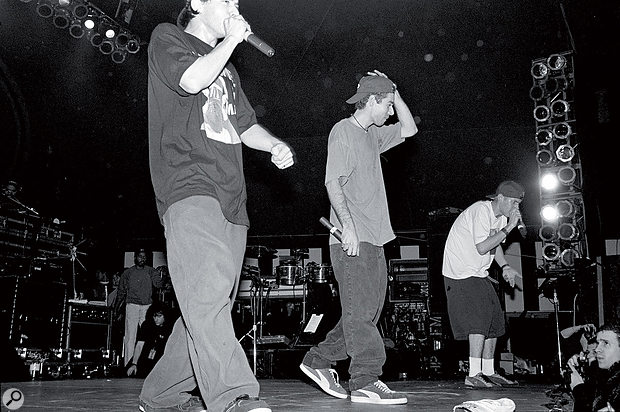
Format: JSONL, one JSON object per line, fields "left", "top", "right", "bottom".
{"left": 312, "top": 264, "right": 334, "bottom": 284}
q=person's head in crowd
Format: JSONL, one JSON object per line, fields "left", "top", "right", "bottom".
{"left": 594, "top": 322, "right": 620, "bottom": 370}
{"left": 146, "top": 302, "right": 168, "bottom": 327}
{"left": 134, "top": 248, "right": 148, "bottom": 268}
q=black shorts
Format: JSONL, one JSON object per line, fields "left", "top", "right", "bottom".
{"left": 444, "top": 276, "right": 506, "bottom": 341}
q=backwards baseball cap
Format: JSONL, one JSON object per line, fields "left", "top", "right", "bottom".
{"left": 487, "top": 180, "right": 525, "bottom": 200}
{"left": 346, "top": 75, "right": 396, "bottom": 104}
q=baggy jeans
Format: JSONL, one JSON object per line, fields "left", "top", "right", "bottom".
{"left": 140, "top": 196, "right": 259, "bottom": 411}
{"left": 302, "top": 242, "right": 387, "bottom": 390}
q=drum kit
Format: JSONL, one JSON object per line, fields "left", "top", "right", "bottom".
{"left": 238, "top": 246, "right": 337, "bottom": 374}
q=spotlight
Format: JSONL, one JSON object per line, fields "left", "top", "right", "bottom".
{"left": 115, "top": 31, "right": 129, "bottom": 48}
{"left": 560, "top": 248, "right": 580, "bottom": 267}
{"left": 126, "top": 37, "right": 140, "bottom": 54}
{"left": 99, "top": 39, "right": 114, "bottom": 54}
{"left": 536, "top": 129, "right": 553, "bottom": 146}
{"left": 557, "top": 166, "right": 576, "bottom": 185}
{"left": 541, "top": 204, "right": 560, "bottom": 222}
{"left": 558, "top": 222, "right": 579, "bottom": 241}
{"left": 69, "top": 19, "right": 84, "bottom": 38}
{"left": 540, "top": 172, "right": 559, "bottom": 191}
{"left": 89, "top": 31, "right": 103, "bottom": 47}
{"left": 556, "top": 199, "right": 575, "bottom": 217}
{"left": 531, "top": 62, "right": 548, "bottom": 80}
{"left": 84, "top": 17, "right": 95, "bottom": 30}
{"left": 36, "top": 0, "right": 54, "bottom": 18}
{"left": 111, "top": 48, "right": 127, "bottom": 64}
{"left": 72, "top": 2, "right": 88, "bottom": 19}
{"left": 547, "top": 54, "right": 567, "bottom": 71}
{"left": 552, "top": 122, "right": 571, "bottom": 140}
{"left": 534, "top": 105, "right": 550, "bottom": 122}
{"left": 53, "top": 7, "right": 71, "bottom": 29}
{"left": 536, "top": 149, "right": 553, "bottom": 165}
{"left": 530, "top": 84, "right": 545, "bottom": 101}
{"left": 539, "top": 225, "right": 557, "bottom": 242}
{"left": 550, "top": 99, "right": 570, "bottom": 117}
{"left": 555, "top": 144, "right": 575, "bottom": 162}
{"left": 542, "top": 243, "right": 560, "bottom": 261}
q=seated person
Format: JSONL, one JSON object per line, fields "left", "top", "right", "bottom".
{"left": 126, "top": 303, "right": 174, "bottom": 378}
{"left": 567, "top": 322, "right": 620, "bottom": 411}
{"left": 561, "top": 323, "right": 597, "bottom": 358}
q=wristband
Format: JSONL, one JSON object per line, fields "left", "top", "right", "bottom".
{"left": 501, "top": 227, "right": 509, "bottom": 236}
{"left": 500, "top": 263, "right": 509, "bottom": 270}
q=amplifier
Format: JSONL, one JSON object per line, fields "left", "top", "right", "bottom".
{"left": 65, "top": 302, "right": 110, "bottom": 350}
{"left": 388, "top": 259, "right": 429, "bottom": 302}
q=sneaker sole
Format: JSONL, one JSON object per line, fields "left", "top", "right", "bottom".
{"left": 299, "top": 364, "right": 348, "bottom": 399}
{"left": 464, "top": 381, "right": 493, "bottom": 388}
{"left": 350, "top": 395, "right": 408, "bottom": 405}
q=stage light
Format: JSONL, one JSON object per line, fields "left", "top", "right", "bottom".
{"left": 552, "top": 122, "right": 571, "bottom": 139}
{"left": 53, "top": 7, "right": 71, "bottom": 29}
{"left": 547, "top": 54, "right": 567, "bottom": 71}
{"left": 541, "top": 204, "right": 559, "bottom": 222}
{"left": 540, "top": 172, "right": 559, "bottom": 191}
{"left": 536, "top": 129, "right": 553, "bottom": 146}
{"left": 558, "top": 222, "right": 579, "bottom": 241}
{"left": 72, "top": 2, "right": 88, "bottom": 19}
{"left": 530, "top": 85, "right": 544, "bottom": 101}
{"left": 539, "top": 225, "right": 557, "bottom": 242}
{"left": 536, "top": 149, "right": 553, "bottom": 165}
{"left": 556, "top": 199, "right": 575, "bottom": 217}
{"left": 115, "top": 31, "right": 129, "bottom": 48}
{"left": 111, "top": 48, "right": 127, "bottom": 64}
{"left": 99, "top": 38, "right": 114, "bottom": 54}
{"left": 36, "top": 0, "right": 54, "bottom": 18}
{"left": 534, "top": 105, "right": 550, "bottom": 122}
{"left": 84, "top": 17, "right": 95, "bottom": 30}
{"left": 126, "top": 36, "right": 140, "bottom": 53}
{"left": 531, "top": 62, "right": 548, "bottom": 80}
{"left": 551, "top": 99, "right": 570, "bottom": 117}
{"left": 557, "top": 166, "right": 576, "bottom": 185}
{"left": 542, "top": 243, "right": 560, "bottom": 261}
{"left": 560, "top": 248, "right": 580, "bottom": 267}
{"left": 69, "top": 19, "right": 84, "bottom": 38}
{"left": 89, "top": 31, "right": 103, "bottom": 47}
{"left": 556, "top": 144, "right": 575, "bottom": 162}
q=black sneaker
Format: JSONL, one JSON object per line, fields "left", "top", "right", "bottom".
{"left": 464, "top": 373, "right": 496, "bottom": 388}
{"left": 485, "top": 373, "right": 519, "bottom": 386}
{"left": 223, "top": 394, "right": 271, "bottom": 412}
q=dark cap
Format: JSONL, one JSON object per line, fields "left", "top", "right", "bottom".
{"left": 487, "top": 180, "right": 525, "bottom": 200}
{"left": 346, "top": 75, "right": 396, "bottom": 104}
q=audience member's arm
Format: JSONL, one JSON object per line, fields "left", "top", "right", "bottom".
{"left": 127, "top": 341, "right": 145, "bottom": 376}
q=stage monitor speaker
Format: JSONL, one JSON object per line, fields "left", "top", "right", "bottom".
{"left": 426, "top": 207, "right": 461, "bottom": 315}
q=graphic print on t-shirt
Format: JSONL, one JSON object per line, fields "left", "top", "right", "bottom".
{"left": 200, "top": 68, "right": 240, "bottom": 145}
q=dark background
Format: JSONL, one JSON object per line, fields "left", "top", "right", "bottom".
{"left": 1, "top": 0, "right": 618, "bottom": 268}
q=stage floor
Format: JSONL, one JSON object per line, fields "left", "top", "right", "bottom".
{"left": 0, "top": 377, "right": 572, "bottom": 411}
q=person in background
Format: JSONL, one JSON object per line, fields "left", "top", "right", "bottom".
{"left": 568, "top": 322, "right": 620, "bottom": 411}
{"left": 139, "top": 0, "right": 294, "bottom": 411}
{"left": 442, "top": 180, "right": 524, "bottom": 388}
{"left": 127, "top": 303, "right": 175, "bottom": 378}
{"left": 114, "top": 248, "right": 163, "bottom": 367}
{"left": 299, "top": 70, "right": 417, "bottom": 405}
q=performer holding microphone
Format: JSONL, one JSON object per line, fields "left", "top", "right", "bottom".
{"left": 299, "top": 70, "right": 417, "bottom": 405}
{"left": 139, "top": 1, "right": 293, "bottom": 411}
{"left": 442, "top": 180, "right": 524, "bottom": 388}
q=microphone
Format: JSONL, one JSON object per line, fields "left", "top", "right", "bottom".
{"left": 517, "top": 219, "right": 527, "bottom": 238}
{"left": 319, "top": 217, "right": 342, "bottom": 242}
{"left": 245, "top": 32, "right": 275, "bottom": 57}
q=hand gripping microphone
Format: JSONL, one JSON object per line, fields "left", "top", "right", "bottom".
{"left": 245, "top": 32, "right": 275, "bottom": 57}
{"left": 517, "top": 219, "right": 527, "bottom": 238}
{"left": 319, "top": 217, "right": 342, "bottom": 242}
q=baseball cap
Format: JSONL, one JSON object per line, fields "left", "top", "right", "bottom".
{"left": 346, "top": 75, "right": 396, "bottom": 104}
{"left": 487, "top": 180, "right": 525, "bottom": 200}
